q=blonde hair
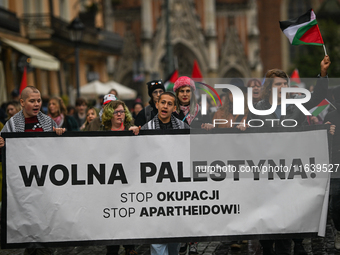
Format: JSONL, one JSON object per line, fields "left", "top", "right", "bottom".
{"left": 101, "top": 100, "right": 133, "bottom": 130}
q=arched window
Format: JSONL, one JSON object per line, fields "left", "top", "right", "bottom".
{"left": 173, "top": 43, "right": 196, "bottom": 76}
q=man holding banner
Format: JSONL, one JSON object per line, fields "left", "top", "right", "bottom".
{"left": 0, "top": 86, "right": 65, "bottom": 255}
{"left": 247, "top": 56, "right": 331, "bottom": 255}
{"left": 142, "top": 92, "right": 189, "bottom": 255}
{"left": 141, "top": 92, "right": 189, "bottom": 130}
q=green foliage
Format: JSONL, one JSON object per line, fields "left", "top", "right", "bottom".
{"left": 292, "top": 19, "right": 340, "bottom": 77}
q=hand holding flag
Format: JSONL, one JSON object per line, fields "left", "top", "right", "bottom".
{"left": 320, "top": 55, "right": 331, "bottom": 77}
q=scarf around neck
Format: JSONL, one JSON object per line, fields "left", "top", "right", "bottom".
{"left": 179, "top": 104, "right": 199, "bottom": 125}
{"left": 50, "top": 114, "right": 64, "bottom": 128}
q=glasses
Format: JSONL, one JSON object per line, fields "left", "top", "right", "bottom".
{"left": 113, "top": 110, "right": 125, "bottom": 115}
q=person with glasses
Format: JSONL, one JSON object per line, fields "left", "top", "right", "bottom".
{"left": 134, "top": 80, "right": 165, "bottom": 127}
{"left": 99, "top": 98, "right": 139, "bottom": 135}
{"left": 97, "top": 96, "right": 139, "bottom": 255}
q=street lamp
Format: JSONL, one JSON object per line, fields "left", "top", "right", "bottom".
{"left": 67, "top": 17, "right": 84, "bottom": 99}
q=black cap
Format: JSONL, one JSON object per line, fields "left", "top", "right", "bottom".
{"left": 11, "top": 89, "right": 19, "bottom": 98}
{"left": 147, "top": 80, "right": 165, "bottom": 97}
{"left": 222, "top": 78, "right": 247, "bottom": 93}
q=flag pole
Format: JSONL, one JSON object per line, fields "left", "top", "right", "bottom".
{"left": 323, "top": 44, "right": 328, "bottom": 56}
{"left": 329, "top": 101, "right": 337, "bottom": 110}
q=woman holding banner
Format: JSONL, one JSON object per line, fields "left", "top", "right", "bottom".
{"left": 95, "top": 96, "right": 139, "bottom": 255}
{"left": 100, "top": 98, "right": 139, "bottom": 135}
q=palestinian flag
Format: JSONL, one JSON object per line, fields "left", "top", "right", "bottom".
{"left": 280, "top": 9, "right": 324, "bottom": 46}
{"left": 310, "top": 99, "right": 330, "bottom": 117}
{"left": 164, "top": 69, "right": 178, "bottom": 91}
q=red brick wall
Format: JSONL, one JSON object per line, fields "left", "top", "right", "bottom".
{"left": 257, "top": 0, "right": 283, "bottom": 74}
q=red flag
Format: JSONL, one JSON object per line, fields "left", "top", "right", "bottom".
{"left": 19, "top": 66, "right": 27, "bottom": 94}
{"left": 290, "top": 68, "right": 301, "bottom": 84}
{"left": 191, "top": 60, "right": 203, "bottom": 81}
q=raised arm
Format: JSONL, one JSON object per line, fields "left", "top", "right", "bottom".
{"left": 303, "top": 55, "right": 331, "bottom": 110}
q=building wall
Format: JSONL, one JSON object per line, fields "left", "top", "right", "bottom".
{"left": 258, "top": 0, "right": 283, "bottom": 73}
{"left": 0, "top": 0, "right": 123, "bottom": 104}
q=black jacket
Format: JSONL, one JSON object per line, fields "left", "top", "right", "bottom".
{"left": 173, "top": 108, "right": 211, "bottom": 129}
{"left": 134, "top": 102, "right": 158, "bottom": 127}
{"left": 62, "top": 115, "right": 79, "bottom": 131}
{"left": 324, "top": 102, "right": 340, "bottom": 164}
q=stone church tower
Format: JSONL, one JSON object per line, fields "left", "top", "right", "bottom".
{"left": 113, "top": 0, "right": 263, "bottom": 101}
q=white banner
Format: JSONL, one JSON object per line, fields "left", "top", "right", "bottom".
{"left": 1, "top": 127, "right": 331, "bottom": 248}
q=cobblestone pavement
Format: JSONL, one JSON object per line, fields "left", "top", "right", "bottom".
{"left": 1, "top": 220, "right": 340, "bottom": 255}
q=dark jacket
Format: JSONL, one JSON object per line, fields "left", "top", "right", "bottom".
{"left": 249, "top": 76, "right": 328, "bottom": 127}
{"left": 134, "top": 102, "right": 158, "bottom": 127}
{"left": 62, "top": 115, "right": 79, "bottom": 131}
{"left": 173, "top": 108, "right": 211, "bottom": 129}
{"left": 324, "top": 102, "right": 340, "bottom": 165}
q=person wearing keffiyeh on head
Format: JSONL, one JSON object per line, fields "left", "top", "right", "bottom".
{"left": 172, "top": 76, "right": 210, "bottom": 129}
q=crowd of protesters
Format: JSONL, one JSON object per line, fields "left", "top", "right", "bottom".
{"left": 0, "top": 55, "right": 339, "bottom": 255}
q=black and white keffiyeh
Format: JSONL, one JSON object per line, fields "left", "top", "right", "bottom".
{"left": 141, "top": 114, "right": 190, "bottom": 130}
{"left": 1, "top": 111, "right": 57, "bottom": 133}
